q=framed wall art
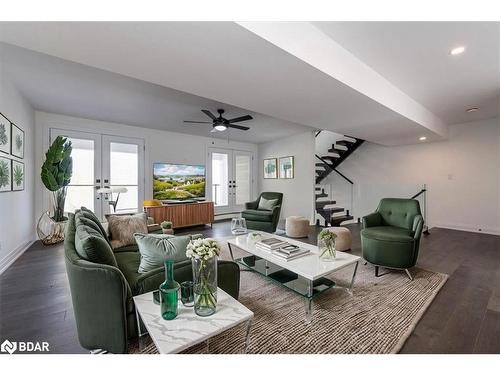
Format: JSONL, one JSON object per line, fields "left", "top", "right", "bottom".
{"left": 0, "top": 156, "right": 12, "bottom": 192}
{"left": 0, "top": 113, "right": 10, "bottom": 155}
{"left": 11, "top": 123, "right": 24, "bottom": 159}
{"left": 279, "top": 156, "right": 294, "bottom": 179}
{"left": 263, "top": 158, "right": 277, "bottom": 179}
{"left": 12, "top": 160, "right": 25, "bottom": 191}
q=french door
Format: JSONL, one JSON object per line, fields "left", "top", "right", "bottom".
{"left": 208, "top": 148, "right": 253, "bottom": 215}
{"left": 49, "top": 129, "right": 144, "bottom": 219}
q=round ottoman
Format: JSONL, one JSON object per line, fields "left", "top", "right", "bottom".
{"left": 285, "top": 216, "right": 310, "bottom": 238}
{"left": 327, "top": 227, "right": 352, "bottom": 251}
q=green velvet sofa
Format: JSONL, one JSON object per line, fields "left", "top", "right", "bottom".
{"left": 361, "top": 198, "right": 424, "bottom": 280}
{"left": 241, "top": 192, "right": 283, "bottom": 233}
{"left": 64, "top": 208, "right": 240, "bottom": 354}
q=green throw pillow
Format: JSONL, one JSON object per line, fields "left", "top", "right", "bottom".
{"left": 80, "top": 206, "right": 110, "bottom": 244}
{"left": 258, "top": 197, "right": 278, "bottom": 210}
{"left": 134, "top": 233, "right": 203, "bottom": 274}
{"left": 74, "top": 210, "right": 117, "bottom": 267}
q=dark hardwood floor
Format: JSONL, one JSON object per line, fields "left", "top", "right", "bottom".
{"left": 0, "top": 222, "right": 498, "bottom": 354}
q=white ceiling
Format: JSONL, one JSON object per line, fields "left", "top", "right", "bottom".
{"left": 0, "top": 22, "right": 498, "bottom": 145}
{"left": 0, "top": 43, "right": 313, "bottom": 144}
{"left": 314, "top": 22, "right": 500, "bottom": 125}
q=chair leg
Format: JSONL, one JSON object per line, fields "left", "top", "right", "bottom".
{"left": 375, "top": 266, "right": 379, "bottom": 277}
{"left": 405, "top": 269, "right": 413, "bottom": 281}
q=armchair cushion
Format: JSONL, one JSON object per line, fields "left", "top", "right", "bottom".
{"left": 242, "top": 209, "right": 273, "bottom": 222}
{"left": 361, "top": 226, "right": 414, "bottom": 243}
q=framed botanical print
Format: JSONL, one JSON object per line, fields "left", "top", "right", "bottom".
{"left": 0, "top": 156, "right": 11, "bottom": 192}
{"left": 0, "top": 113, "right": 10, "bottom": 155}
{"left": 11, "top": 123, "right": 24, "bottom": 159}
{"left": 12, "top": 160, "right": 24, "bottom": 191}
{"left": 279, "top": 156, "right": 294, "bottom": 179}
{"left": 263, "top": 158, "right": 277, "bottom": 179}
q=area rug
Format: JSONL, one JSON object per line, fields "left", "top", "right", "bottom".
{"left": 130, "top": 241, "right": 448, "bottom": 354}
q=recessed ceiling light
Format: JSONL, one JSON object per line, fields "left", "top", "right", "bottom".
{"left": 466, "top": 107, "right": 479, "bottom": 113}
{"left": 419, "top": 136, "right": 427, "bottom": 141}
{"left": 450, "top": 46, "right": 466, "bottom": 55}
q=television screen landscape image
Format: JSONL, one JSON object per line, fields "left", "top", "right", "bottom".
{"left": 153, "top": 163, "right": 206, "bottom": 200}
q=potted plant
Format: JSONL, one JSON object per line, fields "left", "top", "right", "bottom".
{"left": 37, "top": 136, "right": 73, "bottom": 245}
{"left": 318, "top": 229, "right": 337, "bottom": 262}
{"left": 186, "top": 238, "right": 220, "bottom": 316}
{"left": 160, "top": 221, "right": 174, "bottom": 235}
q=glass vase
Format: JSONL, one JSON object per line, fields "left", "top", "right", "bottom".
{"left": 192, "top": 256, "right": 217, "bottom": 317}
{"left": 318, "top": 235, "right": 336, "bottom": 262}
{"left": 159, "top": 260, "right": 180, "bottom": 320}
{"left": 51, "top": 186, "right": 68, "bottom": 223}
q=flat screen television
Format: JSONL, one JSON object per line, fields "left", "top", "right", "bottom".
{"left": 153, "top": 163, "right": 206, "bottom": 201}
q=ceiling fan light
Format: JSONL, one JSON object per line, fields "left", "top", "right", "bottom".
{"left": 214, "top": 124, "right": 227, "bottom": 131}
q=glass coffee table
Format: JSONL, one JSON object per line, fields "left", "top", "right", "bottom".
{"left": 227, "top": 232, "right": 360, "bottom": 323}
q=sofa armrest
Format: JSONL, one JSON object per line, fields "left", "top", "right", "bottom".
{"left": 412, "top": 214, "right": 424, "bottom": 240}
{"left": 362, "top": 212, "right": 382, "bottom": 228}
{"left": 65, "top": 257, "right": 130, "bottom": 354}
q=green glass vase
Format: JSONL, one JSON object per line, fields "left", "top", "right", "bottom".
{"left": 159, "top": 260, "right": 180, "bottom": 320}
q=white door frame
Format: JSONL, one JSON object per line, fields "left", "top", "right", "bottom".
{"left": 50, "top": 128, "right": 103, "bottom": 217}
{"left": 207, "top": 147, "right": 254, "bottom": 215}
{"left": 49, "top": 128, "right": 145, "bottom": 219}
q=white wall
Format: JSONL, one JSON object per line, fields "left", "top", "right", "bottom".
{"left": 34, "top": 112, "right": 259, "bottom": 220}
{"left": 258, "top": 131, "right": 316, "bottom": 222}
{"left": 0, "top": 47, "right": 36, "bottom": 273}
{"left": 328, "top": 118, "right": 500, "bottom": 234}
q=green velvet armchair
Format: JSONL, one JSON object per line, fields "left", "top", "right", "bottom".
{"left": 241, "top": 192, "right": 283, "bottom": 233}
{"left": 361, "top": 198, "right": 424, "bottom": 280}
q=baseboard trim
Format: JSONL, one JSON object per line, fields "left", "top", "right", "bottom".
{"left": 0, "top": 240, "right": 35, "bottom": 276}
{"left": 429, "top": 223, "right": 500, "bottom": 236}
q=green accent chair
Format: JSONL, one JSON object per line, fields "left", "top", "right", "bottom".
{"left": 64, "top": 209, "right": 240, "bottom": 353}
{"left": 241, "top": 192, "right": 283, "bottom": 233}
{"left": 361, "top": 198, "right": 424, "bottom": 280}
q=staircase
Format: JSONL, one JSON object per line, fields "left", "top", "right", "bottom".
{"left": 315, "top": 134, "right": 365, "bottom": 227}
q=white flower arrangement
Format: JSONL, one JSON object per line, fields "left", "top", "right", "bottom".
{"left": 186, "top": 238, "right": 221, "bottom": 261}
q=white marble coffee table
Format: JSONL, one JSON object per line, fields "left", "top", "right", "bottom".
{"left": 133, "top": 288, "right": 253, "bottom": 354}
{"left": 227, "top": 231, "right": 360, "bottom": 322}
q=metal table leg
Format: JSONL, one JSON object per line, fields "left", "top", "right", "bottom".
{"left": 243, "top": 318, "right": 253, "bottom": 353}
{"left": 305, "top": 279, "right": 313, "bottom": 323}
{"left": 228, "top": 243, "right": 234, "bottom": 260}
{"left": 347, "top": 260, "right": 359, "bottom": 295}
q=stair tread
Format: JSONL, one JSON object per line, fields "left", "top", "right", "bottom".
{"left": 330, "top": 215, "right": 354, "bottom": 224}
{"left": 317, "top": 207, "right": 345, "bottom": 214}
{"left": 328, "top": 147, "right": 346, "bottom": 153}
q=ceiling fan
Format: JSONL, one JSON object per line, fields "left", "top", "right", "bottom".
{"left": 184, "top": 109, "right": 253, "bottom": 132}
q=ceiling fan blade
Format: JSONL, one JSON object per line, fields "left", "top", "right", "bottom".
{"left": 183, "top": 120, "right": 212, "bottom": 124}
{"left": 228, "top": 115, "right": 253, "bottom": 123}
{"left": 201, "top": 110, "right": 217, "bottom": 120}
{"left": 228, "top": 124, "right": 250, "bottom": 131}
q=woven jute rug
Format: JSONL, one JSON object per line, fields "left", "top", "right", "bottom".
{"left": 130, "top": 241, "right": 447, "bottom": 354}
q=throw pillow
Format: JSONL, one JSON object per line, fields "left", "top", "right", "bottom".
{"left": 74, "top": 210, "right": 117, "bottom": 267}
{"left": 107, "top": 213, "right": 148, "bottom": 249}
{"left": 258, "top": 197, "right": 278, "bottom": 210}
{"left": 134, "top": 233, "right": 203, "bottom": 273}
{"left": 79, "top": 206, "right": 111, "bottom": 245}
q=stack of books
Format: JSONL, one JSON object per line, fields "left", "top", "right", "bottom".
{"left": 255, "top": 238, "right": 288, "bottom": 252}
{"left": 255, "top": 238, "right": 310, "bottom": 262}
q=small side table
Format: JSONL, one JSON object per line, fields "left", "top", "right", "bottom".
{"left": 133, "top": 288, "right": 253, "bottom": 354}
